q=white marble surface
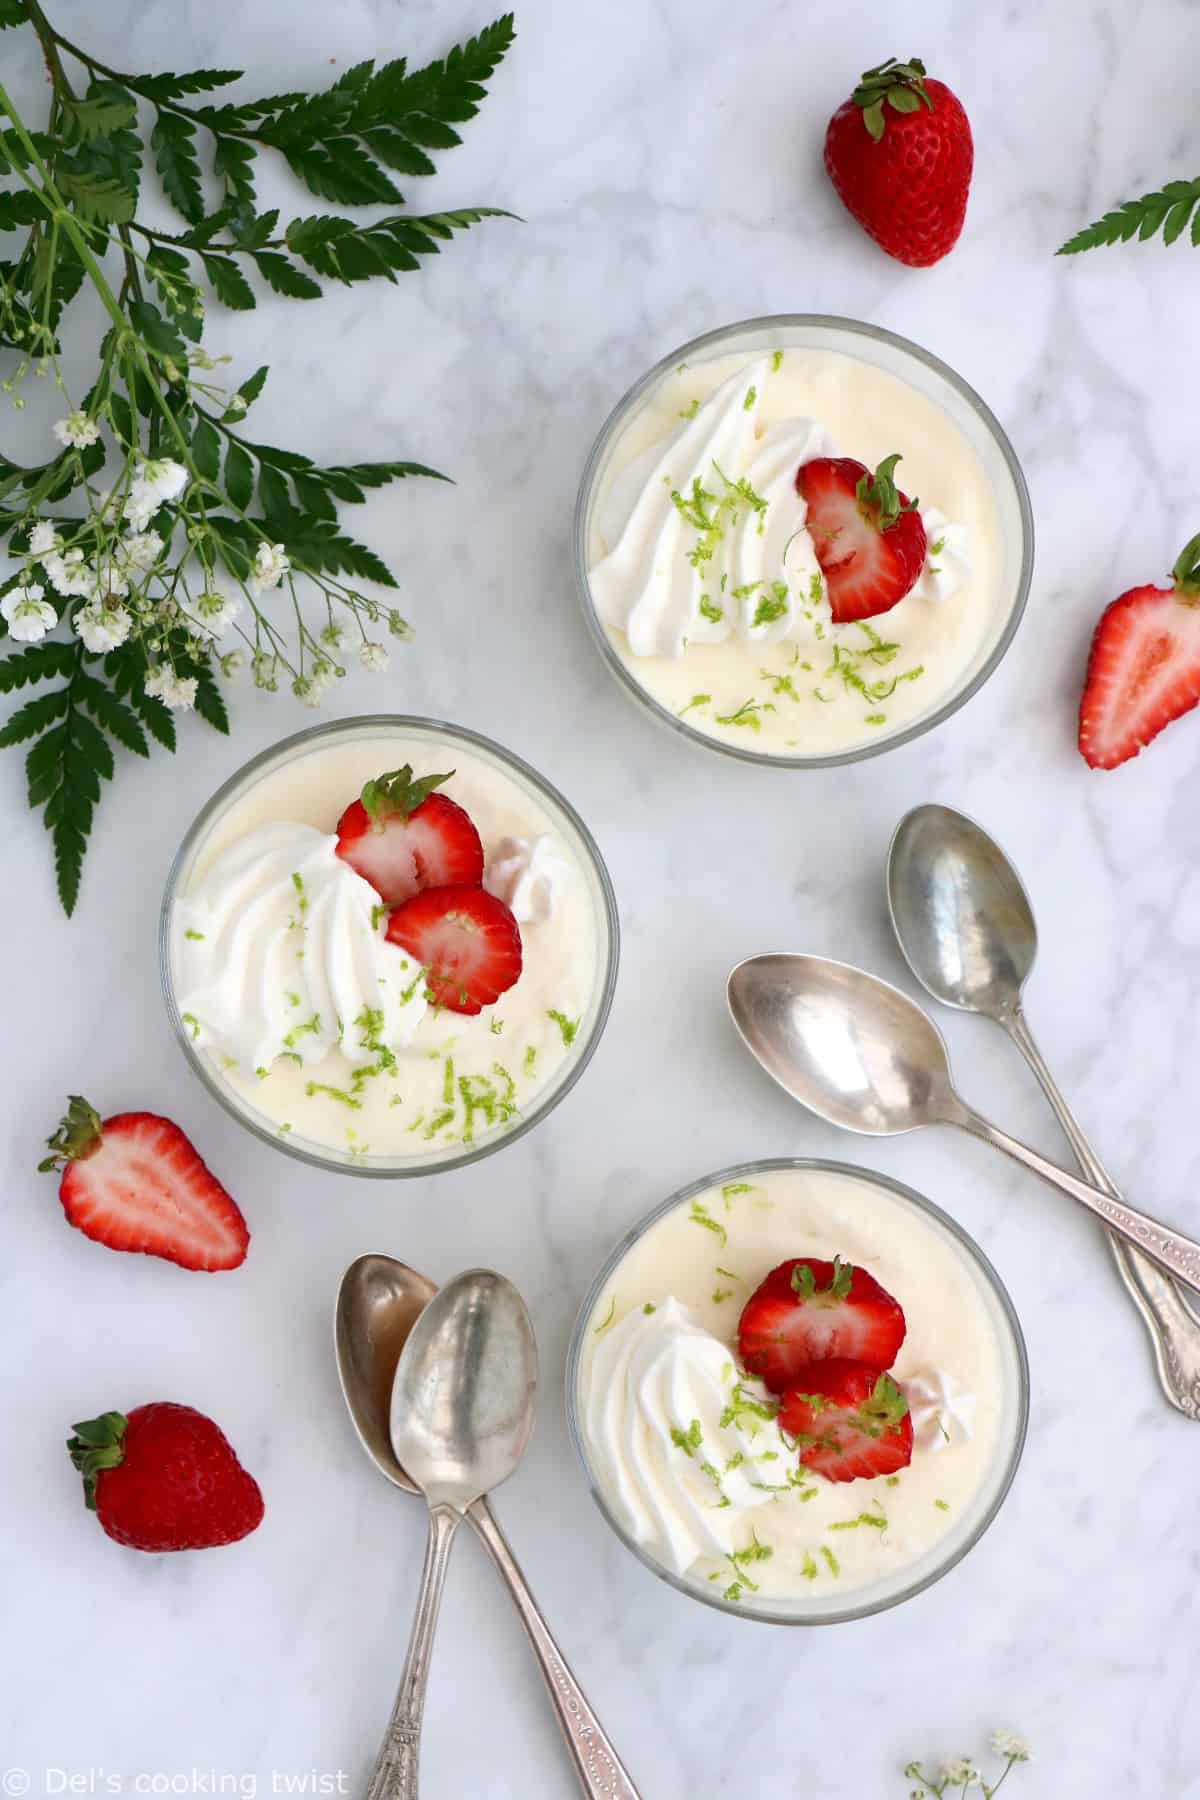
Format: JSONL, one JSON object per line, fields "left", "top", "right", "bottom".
{"left": 4, "top": 0, "right": 1200, "bottom": 1794}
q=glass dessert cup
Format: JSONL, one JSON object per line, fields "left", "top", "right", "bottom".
{"left": 565, "top": 1158, "right": 1028, "bottom": 1625}
{"left": 574, "top": 314, "right": 1034, "bottom": 767}
{"left": 161, "top": 715, "right": 619, "bottom": 1177}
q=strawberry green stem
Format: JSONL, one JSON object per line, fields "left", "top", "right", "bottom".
{"left": 1171, "top": 532, "right": 1200, "bottom": 599}
{"left": 851, "top": 57, "right": 933, "bottom": 142}
{"left": 855, "top": 455, "right": 918, "bottom": 532}
{"left": 67, "top": 1410, "right": 127, "bottom": 1510}
{"left": 38, "top": 1095, "right": 103, "bottom": 1172}
{"left": 360, "top": 766, "right": 452, "bottom": 827}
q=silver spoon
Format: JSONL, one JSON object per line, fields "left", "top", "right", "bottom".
{"left": 727, "top": 953, "right": 1200, "bottom": 1301}
{"left": 887, "top": 803, "right": 1200, "bottom": 1421}
{"left": 363, "top": 1267, "right": 536, "bottom": 1799}
{"left": 337, "top": 1255, "right": 640, "bottom": 1800}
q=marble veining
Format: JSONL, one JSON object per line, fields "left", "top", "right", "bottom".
{"left": 3, "top": 0, "right": 1200, "bottom": 1795}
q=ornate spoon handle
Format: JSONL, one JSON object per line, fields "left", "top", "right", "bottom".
{"left": 365, "top": 1502, "right": 462, "bottom": 1800}
{"left": 467, "top": 1497, "right": 642, "bottom": 1798}
{"left": 1006, "top": 1008, "right": 1200, "bottom": 1421}
{"left": 950, "top": 1104, "right": 1200, "bottom": 1302}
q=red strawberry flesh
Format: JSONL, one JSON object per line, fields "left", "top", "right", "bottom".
{"left": 779, "top": 1358, "right": 913, "bottom": 1483}
{"left": 335, "top": 766, "right": 484, "bottom": 905}
{"left": 737, "top": 1255, "right": 906, "bottom": 1394}
{"left": 40, "top": 1097, "right": 248, "bottom": 1272}
{"left": 386, "top": 883, "right": 523, "bottom": 1016}
{"left": 797, "top": 456, "right": 927, "bottom": 623}
{"left": 1078, "top": 535, "right": 1200, "bottom": 770}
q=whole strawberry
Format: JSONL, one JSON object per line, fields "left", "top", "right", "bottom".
{"left": 824, "top": 57, "right": 973, "bottom": 267}
{"left": 68, "top": 1404, "right": 264, "bottom": 1551}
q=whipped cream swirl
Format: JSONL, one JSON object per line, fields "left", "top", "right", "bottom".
{"left": 590, "top": 358, "right": 834, "bottom": 658}
{"left": 917, "top": 506, "right": 971, "bottom": 602}
{"left": 484, "top": 834, "right": 570, "bottom": 923}
{"left": 905, "top": 1366, "right": 976, "bottom": 1453}
{"left": 175, "top": 821, "right": 427, "bottom": 1073}
{"left": 584, "top": 1297, "right": 788, "bottom": 1574}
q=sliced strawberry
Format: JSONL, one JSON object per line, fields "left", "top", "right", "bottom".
{"left": 39, "top": 1097, "right": 248, "bottom": 1272}
{"left": 737, "top": 1256, "right": 906, "bottom": 1394}
{"left": 797, "top": 454, "right": 927, "bottom": 623}
{"left": 1079, "top": 534, "right": 1200, "bottom": 770}
{"left": 335, "top": 765, "right": 484, "bottom": 904}
{"left": 386, "top": 884, "right": 523, "bottom": 1016}
{"left": 778, "top": 1358, "right": 913, "bottom": 1483}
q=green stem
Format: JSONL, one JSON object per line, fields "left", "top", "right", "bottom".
{"left": 21, "top": 0, "right": 76, "bottom": 102}
{"left": 34, "top": 15, "right": 258, "bottom": 141}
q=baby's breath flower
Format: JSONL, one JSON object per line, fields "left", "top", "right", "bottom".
{"left": 52, "top": 410, "right": 100, "bottom": 449}
{"left": 940, "top": 1760, "right": 980, "bottom": 1789}
{"left": 989, "top": 1731, "right": 1031, "bottom": 1763}
{"left": 292, "top": 654, "right": 338, "bottom": 709}
{"left": 193, "top": 588, "right": 241, "bottom": 638}
{"left": 387, "top": 609, "right": 411, "bottom": 640}
{"left": 144, "top": 665, "right": 198, "bottom": 710}
{"left": 89, "top": 557, "right": 130, "bottom": 601}
{"left": 219, "top": 649, "right": 246, "bottom": 680}
{"left": 187, "top": 347, "right": 230, "bottom": 371}
{"left": 2, "top": 583, "right": 57, "bottom": 642}
{"left": 75, "top": 602, "right": 132, "bottom": 653}
{"left": 319, "top": 621, "right": 348, "bottom": 651}
{"left": 28, "top": 520, "right": 60, "bottom": 558}
{"left": 122, "top": 529, "right": 164, "bottom": 571}
{"left": 359, "top": 641, "right": 389, "bottom": 673}
{"left": 43, "top": 548, "right": 91, "bottom": 598}
{"left": 251, "top": 541, "right": 290, "bottom": 594}
{"left": 251, "top": 652, "right": 279, "bottom": 692}
{"left": 125, "top": 457, "right": 188, "bottom": 530}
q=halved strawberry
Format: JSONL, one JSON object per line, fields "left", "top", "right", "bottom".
{"left": 386, "top": 884, "right": 523, "bottom": 1016}
{"left": 335, "top": 765, "right": 484, "bottom": 904}
{"left": 796, "top": 454, "right": 927, "bottom": 622}
{"left": 737, "top": 1256, "right": 906, "bottom": 1393}
{"left": 779, "top": 1358, "right": 913, "bottom": 1483}
{"left": 1079, "top": 533, "right": 1200, "bottom": 770}
{"left": 39, "top": 1097, "right": 249, "bottom": 1272}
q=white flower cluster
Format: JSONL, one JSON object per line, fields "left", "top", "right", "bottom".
{"left": 124, "top": 455, "right": 189, "bottom": 532}
{"left": 1, "top": 583, "right": 57, "bottom": 643}
{"left": 9, "top": 417, "right": 403, "bottom": 719}
{"left": 989, "top": 1731, "right": 1031, "bottom": 1764}
{"left": 939, "top": 1761, "right": 980, "bottom": 1789}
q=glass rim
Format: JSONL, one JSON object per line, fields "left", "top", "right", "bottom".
{"left": 564, "top": 1155, "right": 1030, "bottom": 1626}
{"left": 159, "top": 713, "right": 621, "bottom": 1178}
{"left": 573, "top": 312, "right": 1035, "bottom": 769}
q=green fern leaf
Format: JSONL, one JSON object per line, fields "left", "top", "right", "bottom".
{"left": 1058, "top": 178, "right": 1200, "bottom": 255}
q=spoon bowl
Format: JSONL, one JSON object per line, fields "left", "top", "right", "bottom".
{"left": 727, "top": 951, "right": 962, "bottom": 1135}
{"left": 391, "top": 1268, "right": 537, "bottom": 1511}
{"left": 336, "top": 1253, "right": 436, "bottom": 1496}
{"left": 887, "top": 805, "right": 1036, "bottom": 1017}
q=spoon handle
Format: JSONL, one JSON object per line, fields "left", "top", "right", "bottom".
{"left": 954, "top": 1106, "right": 1200, "bottom": 1302}
{"left": 467, "top": 1496, "right": 643, "bottom": 1798}
{"left": 1007, "top": 1009, "right": 1200, "bottom": 1422}
{"left": 365, "top": 1502, "right": 461, "bottom": 1800}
